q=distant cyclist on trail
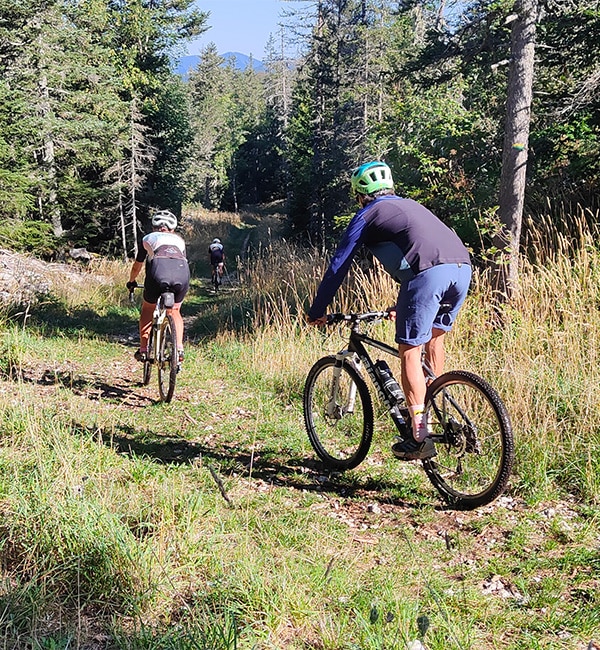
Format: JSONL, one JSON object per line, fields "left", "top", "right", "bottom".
{"left": 127, "top": 210, "right": 190, "bottom": 365}
{"left": 306, "top": 161, "right": 472, "bottom": 461}
{"left": 208, "top": 237, "right": 225, "bottom": 267}
{"left": 208, "top": 237, "right": 225, "bottom": 285}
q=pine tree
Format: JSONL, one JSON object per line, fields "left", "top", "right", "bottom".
{"left": 1, "top": 0, "right": 127, "bottom": 239}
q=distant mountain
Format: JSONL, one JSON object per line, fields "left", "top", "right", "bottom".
{"left": 174, "top": 52, "right": 265, "bottom": 77}
{"left": 222, "top": 52, "right": 265, "bottom": 72}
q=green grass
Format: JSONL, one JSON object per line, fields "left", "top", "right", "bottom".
{"left": 0, "top": 211, "right": 599, "bottom": 648}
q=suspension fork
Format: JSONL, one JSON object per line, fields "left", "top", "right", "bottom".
{"left": 327, "top": 350, "right": 360, "bottom": 417}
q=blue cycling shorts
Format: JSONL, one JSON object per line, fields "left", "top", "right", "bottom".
{"left": 395, "top": 263, "right": 471, "bottom": 347}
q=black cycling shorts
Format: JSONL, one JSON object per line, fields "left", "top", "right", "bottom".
{"left": 143, "top": 257, "right": 190, "bottom": 304}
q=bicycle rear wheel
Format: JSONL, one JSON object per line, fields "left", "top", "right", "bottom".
{"left": 142, "top": 327, "right": 154, "bottom": 386}
{"left": 303, "top": 356, "right": 373, "bottom": 470}
{"left": 157, "top": 314, "right": 177, "bottom": 402}
{"left": 422, "top": 370, "right": 514, "bottom": 510}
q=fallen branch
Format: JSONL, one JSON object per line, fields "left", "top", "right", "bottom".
{"left": 206, "top": 462, "right": 232, "bottom": 505}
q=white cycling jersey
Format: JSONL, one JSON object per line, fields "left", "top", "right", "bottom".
{"left": 141, "top": 231, "right": 186, "bottom": 260}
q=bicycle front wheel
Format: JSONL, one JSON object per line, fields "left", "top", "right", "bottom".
{"left": 303, "top": 356, "right": 374, "bottom": 470}
{"left": 157, "top": 314, "right": 178, "bottom": 403}
{"left": 422, "top": 370, "right": 514, "bottom": 510}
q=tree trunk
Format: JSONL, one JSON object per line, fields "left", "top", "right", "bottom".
{"left": 117, "top": 165, "right": 128, "bottom": 262}
{"left": 493, "top": 0, "right": 538, "bottom": 301}
{"left": 130, "top": 107, "right": 139, "bottom": 259}
{"left": 39, "top": 74, "right": 63, "bottom": 238}
{"left": 231, "top": 155, "right": 239, "bottom": 213}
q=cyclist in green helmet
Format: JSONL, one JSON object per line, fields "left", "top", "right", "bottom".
{"left": 350, "top": 160, "right": 395, "bottom": 196}
{"left": 307, "top": 161, "right": 472, "bottom": 461}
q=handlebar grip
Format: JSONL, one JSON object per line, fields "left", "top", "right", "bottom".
{"left": 326, "top": 313, "right": 347, "bottom": 325}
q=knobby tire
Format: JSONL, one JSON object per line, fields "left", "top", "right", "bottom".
{"left": 303, "top": 356, "right": 374, "bottom": 470}
{"left": 422, "top": 370, "right": 514, "bottom": 510}
{"left": 157, "top": 314, "right": 178, "bottom": 403}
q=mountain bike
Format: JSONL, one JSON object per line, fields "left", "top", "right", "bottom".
{"left": 129, "top": 285, "right": 179, "bottom": 403}
{"left": 303, "top": 310, "right": 514, "bottom": 510}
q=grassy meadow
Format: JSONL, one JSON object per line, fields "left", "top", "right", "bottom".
{"left": 0, "top": 205, "right": 599, "bottom": 649}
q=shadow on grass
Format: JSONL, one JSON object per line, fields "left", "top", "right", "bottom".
{"left": 12, "top": 366, "right": 157, "bottom": 406}
{"left": 71, "top": 421, "right": 426, "bottom": 509}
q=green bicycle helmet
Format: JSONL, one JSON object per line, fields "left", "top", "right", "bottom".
{"left": 350, "top": 161, "right": 394, "bottom": 196}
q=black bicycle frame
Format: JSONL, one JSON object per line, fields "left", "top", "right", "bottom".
{"left": 339, "top": 325, "right": 405, "bottom": 427}
{"left": 338, "top": 321, "right": 451, "bottom": 439}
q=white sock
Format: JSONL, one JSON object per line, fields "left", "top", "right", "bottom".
{"left": 408, "top": 404, "right": 428, "bottom": 442}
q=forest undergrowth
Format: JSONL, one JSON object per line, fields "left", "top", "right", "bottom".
{"left": 0, "top": 206, "right": 598, "bottom": 650}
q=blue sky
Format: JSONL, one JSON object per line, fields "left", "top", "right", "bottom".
{"left": 188, "top": 0, "right": 290, "bottom": 59}
{"left": 188, "top": 0, "right": 310, "bottom": 59}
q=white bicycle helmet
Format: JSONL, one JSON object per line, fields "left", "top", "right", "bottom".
{"left": 152, "top": 210, "right": 177, "bottom": 230}
{"left": 212, "top": 238, "right": 221, "bottom": 244}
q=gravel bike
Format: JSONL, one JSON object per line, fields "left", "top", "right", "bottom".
{"left": 303, "top": 310, "right": 514, "bottom": 509}
{"left": 129, "top": 285, "right": 179, "bottom": 403}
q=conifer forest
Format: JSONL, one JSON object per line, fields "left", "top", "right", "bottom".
{"left": 1, "top": 0, "right": 598, "bottom": 263}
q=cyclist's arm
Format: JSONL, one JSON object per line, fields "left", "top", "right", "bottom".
{"left": 307, "top": 212, "right": 367, "bottom": 320}
{"left": 129, "top": 260, "right": 143, "bottom": 284}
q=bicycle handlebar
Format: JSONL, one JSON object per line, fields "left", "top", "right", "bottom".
{"left": 326, "top": 310, "right": 392, "bottom": 326}
{"left": 325, "top": 302, "right": 452, "bottom": 327}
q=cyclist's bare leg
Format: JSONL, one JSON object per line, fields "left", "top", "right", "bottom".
{"left": 139, "top": 300, "right": 155, "bottom": 350}
{"left": 168, "top": 303, "right": 184, "bottom": 351}
{"left": 399, "top": 343, "right": 426, "bottom": 407}
{"left": 424, "top": 328, "right": 446, "bottom": 379}
{"left": 399, "top": 343, "right": 428, "bottom": 441}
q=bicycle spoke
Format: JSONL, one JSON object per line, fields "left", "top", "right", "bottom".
{"left": 303, "top": 357, "right": 373, "bottom": 470}
{"left": 423, "top": 371, "right": 514, "bottom": 509}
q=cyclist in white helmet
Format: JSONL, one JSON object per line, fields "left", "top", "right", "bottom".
{"left": 127, "top": 210, "right": 190, "bottom": 364}
{"left": 208, "top": 237, "right": 225, "bottom": 267}
{"left": 208, "top": 237, "right": 226, "bottom": 289}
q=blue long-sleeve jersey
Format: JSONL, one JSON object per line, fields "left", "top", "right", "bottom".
{"left": 308, "top": 195, "right": 471, "bottom": 320}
